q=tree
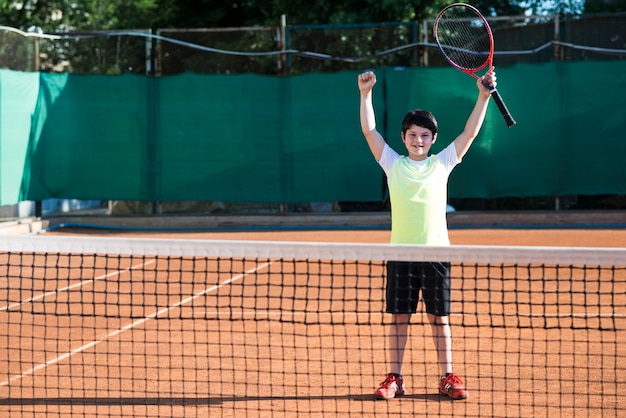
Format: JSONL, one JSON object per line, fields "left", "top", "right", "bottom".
{"left": 0, "top": 0, "right": 158, "bottom": 31}
{"left": 471, "top": 0, "right": 525, "bottom": 16}
{"left": 5, "top": 0, "right": 614, "bottom": 34}
{"left": 584, "top": 0, "right": 626, "bottom": 13}
{"left": 520, "top": 0, "right": 585, "bottom": 16}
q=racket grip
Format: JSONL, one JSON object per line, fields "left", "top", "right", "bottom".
{"left": 490, "top": 88, "right": 516, "bottom": 128}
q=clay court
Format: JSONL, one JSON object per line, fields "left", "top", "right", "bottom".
{"left": 1, "top": 225, "right": 625, "bottom": 417}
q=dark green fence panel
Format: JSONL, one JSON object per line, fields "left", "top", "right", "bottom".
{"left": 157, "top": 73, "right": 284, "bottom": 202}
{"left": 0, "top": 70, "right": 40, "bottom": 204}
{"left": 25, "top": 73, "right": 151, "bottom": 201}
{"left": 1, "top": 60, "right": 624, "bottom": 207}
{"left": 443, "top": 61, "right": 626, "bottom": 198}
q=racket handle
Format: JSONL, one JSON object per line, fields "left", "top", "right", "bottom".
{"left": 489, "top": 88, "right": 516, "bottom": 128}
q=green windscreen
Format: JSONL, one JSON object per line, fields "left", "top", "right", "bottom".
{"left": 0, "top": 60, "right": 624, "bottom": 207}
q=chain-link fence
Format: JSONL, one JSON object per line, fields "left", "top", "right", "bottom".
{"left": 156, "top": 27, "right": 279, "bottom": 75}
{"left": 0, "top": 28, "right": 152, "bottom": 73}
{"left": 1, "top": 13, "right": 623, "bottom": 75}
{"left": 157, "top": 14, "right": 625, "bottom": 74}
{"left": 0, "top": 28, "right": 40, "bottom": 71}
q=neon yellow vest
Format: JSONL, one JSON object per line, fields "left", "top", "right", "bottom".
{"left": 387, "top": 155, "right": 450, "bottom": 245}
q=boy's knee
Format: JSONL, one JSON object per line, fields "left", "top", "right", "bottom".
{"left": 392, "top": 313, "right": 411, "bottom": 325}
{"left": 429, "top": 314, "right": 449, "bottom": 326}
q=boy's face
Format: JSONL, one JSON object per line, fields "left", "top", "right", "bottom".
{"left": 401, "top": 124, "right": 436, "bottom": 161}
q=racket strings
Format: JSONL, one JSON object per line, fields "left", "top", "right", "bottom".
{"left": 436, "top": 8, "right": 492, "bottom": 71}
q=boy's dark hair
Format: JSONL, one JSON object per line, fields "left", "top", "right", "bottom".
{"left": 401, "top": 110, "right": 438, "bottom": 136}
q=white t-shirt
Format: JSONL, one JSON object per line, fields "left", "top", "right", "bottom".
{"left": 378, "top": 142, "right": 461, "bottom": 245}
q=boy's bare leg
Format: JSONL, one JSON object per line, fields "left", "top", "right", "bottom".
{"left": 375, "top": 313, "right": 411, "bottom": 400}
{"left": 389, "top": 313, "right": 411, "bottom": 374}
{"left": 428, "top": 313, "right": 452, "bottom": 375}
{"left": 429, "top": 313, "right": 468, "bottom": 400}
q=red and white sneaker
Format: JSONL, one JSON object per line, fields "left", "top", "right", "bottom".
{"left": 375, "top": 373, "right": 406, "bottom": 400}
{"left": 439, "top": 373, "right": 468, "bottom": 400}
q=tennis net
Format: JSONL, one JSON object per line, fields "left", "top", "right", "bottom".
{"left": 0, "top": 235, "right": 624, "bottom": 417}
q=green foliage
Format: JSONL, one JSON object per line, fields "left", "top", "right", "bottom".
{"left": 521, "top": 0, "right": 584, "bottom": 16}
{"left": 0, "top": 0, "right": 159, "bottom": 31}
{"left": 471, "top": 0, "right": 526, "bottom": 16}
{"left": 584, "top": 0, "right": 626, "bottom": 13}
{"left": 2, "top": 0, "right": 621, "bottom": 34}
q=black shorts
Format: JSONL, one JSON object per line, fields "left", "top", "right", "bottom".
{"left": 385, "top": 261, "right": 451, "bottom": 316}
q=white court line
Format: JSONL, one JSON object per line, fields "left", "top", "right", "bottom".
{"left": 0, "top": 260, "right": 156, "bottom": 312}
{"left": 484, "top": 312, "right": 626, "bottom": 318}
{"left": 192, "top": 311, "right": 626, "bottom": 318}
{"left": 0, "top": 261, "right": 271, "bottom": 387}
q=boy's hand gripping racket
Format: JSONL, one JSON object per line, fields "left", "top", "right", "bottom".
{"left": 434, "top": 3, "right": 516, "bottom": 128}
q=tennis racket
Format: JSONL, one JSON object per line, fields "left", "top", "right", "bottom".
{"left": 434, "top": 3, "right": 516, "bottom": 128}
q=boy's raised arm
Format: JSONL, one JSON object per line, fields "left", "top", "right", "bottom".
{"left": 453, "top": 69, "right": 496, "bottom": 160}
{"left": 358, "top": 71, "right": 386, "bottom": 161}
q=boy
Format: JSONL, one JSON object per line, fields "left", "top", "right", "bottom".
{"left": 357, "top": 68, "right": 496, "bottom": 400}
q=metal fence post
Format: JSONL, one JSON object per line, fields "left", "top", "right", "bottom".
{"left": 279, "top": 14, "right": 288, "bottom": 75}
